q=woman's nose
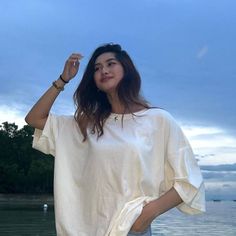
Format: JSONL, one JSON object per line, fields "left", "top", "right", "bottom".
{"left": 101, "top": 66, "right": 109, "bottom": 74}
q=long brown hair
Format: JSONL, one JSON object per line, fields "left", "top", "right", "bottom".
{"left": 73, "top": 43, "right": 150, "bottom": 141}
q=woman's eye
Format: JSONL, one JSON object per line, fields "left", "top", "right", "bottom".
{"left": 94, "top": 67, "right": 100, "bottom": 71}
{"left": 108, "top": 62, "right": 115, "bottom": 66}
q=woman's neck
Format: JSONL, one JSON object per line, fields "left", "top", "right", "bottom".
{"left": 107, "top": 93, "right": 145, "bottom": 114}
{"left": 107, "top": 94, "right": 125, "bottom": 114}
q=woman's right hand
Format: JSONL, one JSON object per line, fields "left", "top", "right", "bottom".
{"left": 61, "top": 53, "right": 83, "bottom": 82}
{"left": 25, "top": 53, "right": 83, "bottom": 130}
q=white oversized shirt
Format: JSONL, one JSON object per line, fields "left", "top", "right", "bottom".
{"left": 33, "top": 108, "right": 205, "bottom": 236}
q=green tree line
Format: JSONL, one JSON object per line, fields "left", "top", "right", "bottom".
{"left": 0, "top": 122, "right": 54, "bottom": 194}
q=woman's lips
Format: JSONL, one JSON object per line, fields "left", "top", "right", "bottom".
{"left": 101, "top": 76, "right": 113, "bottom": 82}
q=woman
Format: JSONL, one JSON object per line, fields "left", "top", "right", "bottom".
{"left": 25, "top": 43, "right": 205, "bottom": 236}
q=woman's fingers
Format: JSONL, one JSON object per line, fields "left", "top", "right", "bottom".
{"left": 71, "top": 53, "right": 83, "bottom": 58}
{"left": 69, "top": 53, "right": 84, "bottom": 61}
{"left": 67, "top": 53, "right": 83, "bottom": 66}
{"left": 62, "top": 53, "right": 84, "bottom": 81}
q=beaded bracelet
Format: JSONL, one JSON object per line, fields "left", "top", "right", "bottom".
{"left": 52, "top": 81, "right": 64, "bottom": 91}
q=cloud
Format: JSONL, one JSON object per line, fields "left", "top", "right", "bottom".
{"left": 197, "top": 45, "right": 208, "bottom": 59}
{"left": 181, "top": 124, "right": 236, "bottom": 165}
{"left": 201, "top": 164, "right": 236, "bottom": 200}
{"left": 204, "top": 181, "right": 236, "bottom": 200}
{"left": 0, "top": 99, "right": 74, "bottom": 129}
{"left": 0, "top": 104, "right": 27, "bottom": 128}
{"left": 202, "top": 170, "right": 236, "bottom": 181}
{"left": 201, "top": 163, "right": 236, "bottom": 171}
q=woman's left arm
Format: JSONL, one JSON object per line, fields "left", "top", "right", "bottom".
{"left": 130, "top": 187, "right": 183, "bottom": 232}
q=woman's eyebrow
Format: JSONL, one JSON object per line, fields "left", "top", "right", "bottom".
{"left": 95, "top": 58, "right": 117, "bottom": 66}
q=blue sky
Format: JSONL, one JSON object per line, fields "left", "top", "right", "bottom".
{"left": 0, "top": 0, "right": 235, "bottom": 198}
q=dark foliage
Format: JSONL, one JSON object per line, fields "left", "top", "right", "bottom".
{"left": 0, "top": 122, "right": 54, "bottom": 193}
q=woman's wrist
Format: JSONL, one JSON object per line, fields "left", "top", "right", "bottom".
{"left": 56, "top": 78, "right": 66, "bottom": 87}
{"left": 59, "top": 74, "right": 69, "bottom": 84}
{"left": 51, "top": 77, "right": 67, "bottom": 92}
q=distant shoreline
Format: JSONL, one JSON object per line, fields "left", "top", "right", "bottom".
{"left": 0, "top": 194, "right": 236, "bottom": 203}
{"left": 0, "top": 193, "right": 54, "bottom": 204}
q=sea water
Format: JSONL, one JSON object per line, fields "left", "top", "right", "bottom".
{"left": 0, "top": 201, "right": 235, "bottom": 236}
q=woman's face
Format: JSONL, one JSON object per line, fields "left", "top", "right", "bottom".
{"left": 94, "top": 52, "right": 124, "bottom": 95}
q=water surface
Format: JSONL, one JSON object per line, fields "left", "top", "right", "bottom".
{"left": 0, "top": 201, "right": 235, "bottom": 236}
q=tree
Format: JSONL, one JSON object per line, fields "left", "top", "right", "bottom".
{"left": 0, "top": 122, "right": 54, "bottom": 193}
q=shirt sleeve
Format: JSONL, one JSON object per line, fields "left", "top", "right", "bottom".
{"left": 32, "top": 113, "right": 67, "bottom": 156}
{"left": 164, "top": 112, "right": 205, "bottom": 215}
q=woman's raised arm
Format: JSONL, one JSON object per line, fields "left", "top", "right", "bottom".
{"left": 25, "top": 53, "right": 83, "bottom": 130}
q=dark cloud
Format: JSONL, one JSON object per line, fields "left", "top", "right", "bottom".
{"left": 198, "top": 162, "right": 236, "bottom": 200}
{"left": 201, "top": 163, "right": 236, "bottom": 171}
{"left": 205, "top": 184, "right": 236, "bottom": 200}
{"left": 0, "top": 0, "right": 236, "bottom": 137}
{"left": 202, "top": 170, "right": 236, "bottom": 181}
{"left": 201, "top": 164, "right": 236, "bottom": 200}
{"left": 196, "top": 154, "right": 215, "bottom": 159}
